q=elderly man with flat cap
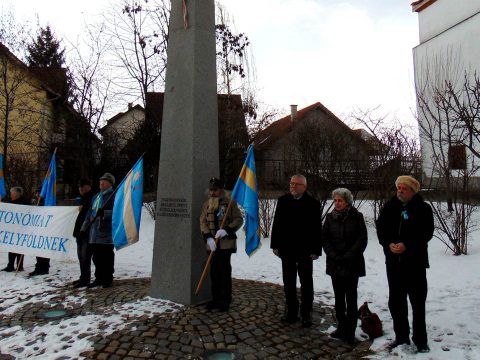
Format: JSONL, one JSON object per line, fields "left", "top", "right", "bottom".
{"left": 376, "top": 175, "right": 434, "bottom": 353}
{"left": 81, "top": 172, "right": 116, "bottom": 288}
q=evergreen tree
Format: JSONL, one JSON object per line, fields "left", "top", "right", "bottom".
{"left": 26, "top": 25, "right": 65, "bottom": 67}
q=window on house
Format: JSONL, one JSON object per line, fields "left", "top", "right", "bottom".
{"left": 448, "top": 145, "right": 466, "bottom": 170}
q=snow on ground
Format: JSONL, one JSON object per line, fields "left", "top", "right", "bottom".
{"left": 1, "top": 204, "right": 480, "bottom": 359}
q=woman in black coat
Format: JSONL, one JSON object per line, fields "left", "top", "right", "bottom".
{"left": 323, "top": 188, "right": 368, "bottom": 344}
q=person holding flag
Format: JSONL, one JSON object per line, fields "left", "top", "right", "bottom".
{"left": 81, "top": 172, "right": 116, "bottom": 288}
{"left": 200, "top": 177, "right": 243, "bottom": 312}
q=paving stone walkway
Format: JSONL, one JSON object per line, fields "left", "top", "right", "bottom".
{"left": 0, "top": 278, "right": 373, "bottom": 359}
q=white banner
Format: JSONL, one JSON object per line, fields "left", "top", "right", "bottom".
{"left": 0, "top": 203, "right": 78, "bottom": 260}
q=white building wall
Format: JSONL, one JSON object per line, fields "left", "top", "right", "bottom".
{"left": 418, "top": 1, "right": 480, "bottom": 42}
{"left": 413, "top": 1, "right": 480, "bottom": 187}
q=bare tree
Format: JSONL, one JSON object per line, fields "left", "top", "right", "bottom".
{"left": 102, "top": 0, "right": 170, "bottom": 107}
{"left": 350, "top": 108, "right": 421, "bottom": 222}
{"left": 415, "top": 52, "right": 478, "bottom": 255}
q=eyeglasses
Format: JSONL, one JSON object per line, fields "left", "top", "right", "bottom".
{"left": 289, "top": 182, "right": 305, "bottom": 187}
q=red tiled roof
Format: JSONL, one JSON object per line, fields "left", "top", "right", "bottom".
{"left": 253, "top": 101, "right": 362, "bottom": 151}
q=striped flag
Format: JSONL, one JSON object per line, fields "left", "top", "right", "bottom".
{"left": 40, "top": 152, "right": 56, "bottom": 206}
{"left": 231, "top": 144, "right": 260, "bottom": 256}
{"left": 0, "top": 154, "right": 6, "bottom": 199}
{"left": 112, "top": 157, "right": 144, "bottom": 250}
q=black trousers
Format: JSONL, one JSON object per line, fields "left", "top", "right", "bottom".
{"left": 90, "top": 243, "right": 115, "bottom": 285}
{"left": 76, "top": 235, "right": 93, "bottom": 283}
{"left": 210, "top": 250, "right": 232, "bottom": 307}
{"left": 281, "top": 255, "right": 313, "bottom": 318}
{"left": 35, "top": 257, "right": 50, "bottom": 272}
{"left": 386, "top": 262, "right": 428, "bottom": 346}
{"left": 7, "top": 252, "right": 23, "bottom": 270}
{"left": 331, "top": 275, "right": 359, "bottom": 339}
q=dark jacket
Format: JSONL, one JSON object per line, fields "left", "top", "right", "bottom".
{"left": 270, "top": 192, "right": 322, "bottom": 257}
{"left": 10, "top": 195, "right": 30, "bottom": 206}
{"left": 376, "top": 193, "right": 434, "bottom": 268}
{"left": 82, "top": 188, "right": 115, "bottom": 245}
{"left": 322, "top": 206, "right": 367, "bottom": 278}
{"left": 73, "top": 190, "right": 94, "bottom": 238}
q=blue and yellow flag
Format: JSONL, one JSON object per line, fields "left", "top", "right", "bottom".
{"left": 0, "top": 154, "right": 6, "bottom": 199}
{"left": 112, "top": 157, "right": 144, "bottom": 250}
{"left": 231, "top": 144, "right": 260, "bottom": 256}
{"left": 40, "top": 152, "right": 56, "bottom": 206}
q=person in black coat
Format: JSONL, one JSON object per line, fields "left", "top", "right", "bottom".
{"left": 323, "top": 188, "right": 367, "bottom": 344}
{"left": 1, "top": 186, "right": 29, "bottom": 272}
{"left": 71, "top": 178, "right": 94, "bottom": 288}
{"left": 271, "top": 174, "right": 322, "bottom": 327}
{"left": 376, "top": 175, "right": 434, "bottom": 353}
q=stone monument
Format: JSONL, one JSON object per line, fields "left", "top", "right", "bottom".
{"left": 150, "top": 0, "right": 218, "bottom": 304}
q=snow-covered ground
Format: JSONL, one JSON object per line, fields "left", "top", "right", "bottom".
{"left": 1, "top": 204, "right": 480, "bottom": 359}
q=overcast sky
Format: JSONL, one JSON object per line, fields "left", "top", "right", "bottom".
{"left": 3, "top": 0, "right": 420, "bottom": 122}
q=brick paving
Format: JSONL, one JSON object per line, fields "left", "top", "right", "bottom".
{"left": 0, "top": 278, "right": 373, "bottom": 359}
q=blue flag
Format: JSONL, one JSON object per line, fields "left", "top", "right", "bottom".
{"left": 112, "top": 157, "right": 144, "bottom": 250}
{"left": 231, "top": 144, "right": 261, "bottom": 256}
{"left": 0, "top": 154, "right": 6, "bottom": 199}
{"left": 40, "top": 152, "right": 56, "bottom": 206}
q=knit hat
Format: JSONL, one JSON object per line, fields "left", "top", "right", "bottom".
{"left": 78, "top": 178, "right": 92, "bottom": 187}
{"left": 209, "top": 177, "right": 223, "bottom": 190}
{"left": 395, "top": 175, "right": 420, "bottom": 194}
{"left": 99, "top": 172, "right": 115, "bottom": 186}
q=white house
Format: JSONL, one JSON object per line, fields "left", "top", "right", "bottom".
{"left": 412, "top": 0, "right": 480, "bottom": 188}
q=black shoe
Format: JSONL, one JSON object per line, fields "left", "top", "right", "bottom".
{"left": 206, "top": 301, "right": 219, "bottom": 310}
{"left": 72, "top": 279, "right": 81, "bottom": 285}
{"left": 218, "top": 305, "right": 229, "bottom": 312}
{"left": 87, "top": 281, "right": 101, "bottom": 288}
{"left": 416, "top": 344, "right": 430, "bottom": 353}
{"left": 280, "top": 314, "right": 299, "bottom": 324}
{"left": 301, "top": 315, "right": 312, "bottom": 328}
{"left": 29, "top": 270, "right": 48, "bottom": 277}
{"left": 102, "top": 282, "right": 113, "bottom": 288}
{"left": 2, "top": 267, "right": 14, "bottom": 272}
{"left": 388, "top": 339, "right": 411, "bottom": 350}
{"left": 17, "top": 267, "right": 24, "bottom": 272}
{"left": 330, "top": 329, "right": 344, "bottom": 339}
{"left": 344, "top": 336, "right": 356, "bottom": 345}
{"left": 73, "top": 281, "right": 89, "bottom": 289}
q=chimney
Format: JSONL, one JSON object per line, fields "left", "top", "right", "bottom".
{"left": 128, "top": 102, "right": 133, "bottom": 110}
{"left": 290, "top": 104, "right": 298, "bottom": 122}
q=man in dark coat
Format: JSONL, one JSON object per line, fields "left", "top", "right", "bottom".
{"left": 81, "top": 172, "right": 116, "bottom": 288}
{"left": 376, "top": 175, "right": 434, "bottom": 353}
{"left": 72, "top": 178, "right": 94, "bottom": 288}
{"left": 271, "top": 174, "right": 322, "bottom": 327}
{"left": 1, "top": 186, "right": 29, "bottom": 272}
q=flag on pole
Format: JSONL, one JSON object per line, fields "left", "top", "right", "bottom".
{"left": 231, "top": 144, "right": 260, "bottom": 256}
{"left": 0, "top": 154, "right": 6, "bottom": 199}
{"left": 40, "top": 152, "right": 56, "bottom": 206}
{"left": 112, "top": 157, "right": 144, "bottom": 250}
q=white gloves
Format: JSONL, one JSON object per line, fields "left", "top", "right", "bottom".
{"left": 215, "top": 229, "right": 228, "bottom": 239}
{"left": 207, "top": 237, "right": 216, "bottom": 252}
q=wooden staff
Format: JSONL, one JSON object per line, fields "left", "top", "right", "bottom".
{"left": 195, "top": 196, "right": 234, "bottom": 296}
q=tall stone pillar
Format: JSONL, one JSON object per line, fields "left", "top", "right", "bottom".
{"left": 150, "top": 0, "right": 218, "bottom": 304}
